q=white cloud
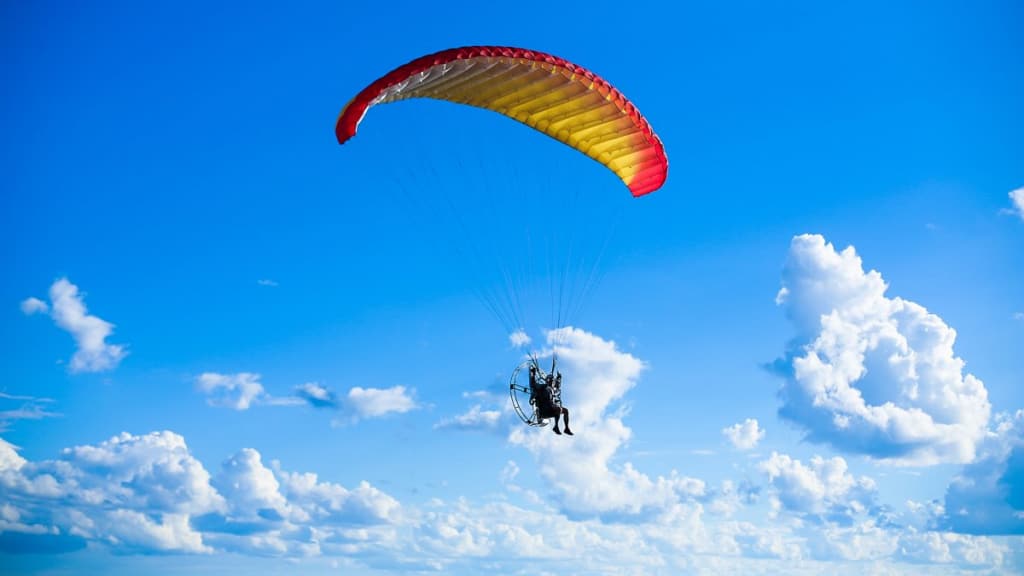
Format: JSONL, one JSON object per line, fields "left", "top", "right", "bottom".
{"left": 22, "top": 278, "right": 127, "bottom": 372}
{"left": 1006, "top": 187, "right": 1024, "bottom": 221}
{"left": 0, "top": 437, "right": 27, "bottom": 472}
{"left": 499, "top": 460, "right": 519, "bottom": 485}
{"left": 940, "top": 410, "right": 1024, "bottom": 535}
{"left": 0, "top": 431, "right": 401, "bottom": 557}
{"left": 196, "top": 376, "right": 416, "bottom": 419}
{"left": 0, "top": 393, "right": 60, "bottom": 431}
{"left": 346, "top": 386, "right": 416, "bottom": 419}
{"left": 103, "top": 510, "right": 210, "bottom": 553}
{"left": 0, "top": 431, "right": 227, "bottom": 554}
{"left": 1, "top": 427, "right": 1021, "bottom": 573}
{"left": 805, "top": 519, "right": 898, "bottom": 561}
{"left": 50, "top": 279, "right": 128, "bottom": 372}
{"left": 723, "top": 418, "right": 765, "bottom": 450}
{"left": 194, "top": 373, "right": 303, "bottom": 410}
{"left": 59, "top": 431, "right": 226, "bottom": 515}
{"left": 196, "top": 373, "right": 266, "bottom": 411}
{"left": 774, "top": 234, "right": 991, "bottom": 465}
{"left": 759, "top": 452, "right": 877, "bottom": 523}
{"left": 898, "top": 530, "right": 1011, "bottom": 566}
{"left": 405, "top": 498, "right": 698, "bottom": 572}
{"left": 434, "top": 389, "right": 511, "bottom": 432}
{"left": 434, "top": 405, "right": 503, "bottom": 431}
{"left": 508, "top": 330, "right": 531, "bottom": 348}
{"left": 19, "top": 297, "right": 48, "bottom": 315}
{"left": 213, "top": 448, "right": 288, "bottom": 520}
{"left": 275, "top": 465, "right": 400, "bottom": 526}
{"left": 294, "top": 383, "right": 339, "bottom": 409}
{"left": 729, "top": 521, "right": 804, "bottom": 560}
{"left": 257, "top": 279, "right": 279, "bottom": 287}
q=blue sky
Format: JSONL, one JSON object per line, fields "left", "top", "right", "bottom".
{"left": 2, "top": 0, "right": 1023, "bottom": 574}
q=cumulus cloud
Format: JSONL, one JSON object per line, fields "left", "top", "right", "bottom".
{"left": 59, "top": 431, "right": 226, "bottom": 515}
{"left": 346, "top": 386, "right": 416, "bottom": 419}
{"left": 773, "top": 234, "right": 991, "bottom": 465}
{"left": 294, "top": 383, "right": 339, "bottom": 409}
{"left": 3, "top": 432, "right": 618, "bottom": 566}
{"left": 1005, "top": 187, "right": 1024, "bottom": 221}
{"left": 275, "top": 465, "right": 400, "bottom": 526}
{"left": 508, "top": 327, "right": 714, "bottom": 519}
{"left": 804, "top": 519, "right": 898, "bottom": 561}
{"left": 759, "top": 452, "right": 878, "bottom": 524}
{"left": 508, "top": 330, "right": 531, "bottom": 348}
{"left": 19, "top": 297, "right": 48, "bottom": 315}
{"left": 0, "top": 431, "right": 400, "bottom": 557}
{"left": 196, "top": 376, "right": 417, "bottom": 420}
{"left": 22, "top": 278, "right": 127, "bottom": 372}
{"left": 213, "top": 448, "right": 288, "bottom": 521}
{"left": 434, "top": 389, "right": 511, "bottom": 432}
{"left": 940, "top": 410, "right": 1024, "bottom": 535}
{"left": 434, "top": 405, "right": 503, "bottom": 431}
{"left": 0, "top": 437, "right": 27, "bottom": 473}
{"left": 0, "top": 431, "right": 223, "bottom": 554}
{"left": 195, "top": 372, "right": 304, "bottom": 410}
{"left": 196, "top": 373, "right": 267, "bottom": 410}
{"left": 1, "top": 428, "right": 1020, "bottom": 573}
{"left": 723, "top": 418, "right": 765, "bottom": 450}
{"left": 257, "top": 279, "right": 279, "bottom": 287}
{"left": 898, "top": 530, "right": 1011, "bottom": 566}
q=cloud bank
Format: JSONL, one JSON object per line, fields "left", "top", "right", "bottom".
{"left": 0, "top": 431, "right": 398, "bottom": 557}
{"left": 4, "top": 321, "right": 1022, "bottom": 572}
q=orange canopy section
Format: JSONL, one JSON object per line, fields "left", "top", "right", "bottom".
{"left": 336, "top": 46, "right": 668, "bottom": 196}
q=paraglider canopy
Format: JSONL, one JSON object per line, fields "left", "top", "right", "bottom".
{"left": 336, "top": 45, "right": 668, "bottom": 196}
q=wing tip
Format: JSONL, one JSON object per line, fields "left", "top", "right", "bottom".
{"left": 335, "top": 97, "right": 366, "bottom": 145}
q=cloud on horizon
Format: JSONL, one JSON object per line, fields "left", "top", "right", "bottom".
{"left": 3, "top": 319, "right": 1021, "bottom": 572}
{"left": 0, "top": 431, "right": 399, "bottom": 557}
{"left": 1, "top": 424, "right": 1019, "bottom": 573}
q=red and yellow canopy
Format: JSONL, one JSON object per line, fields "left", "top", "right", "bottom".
{"left": 336, "top": 46, "right": 668, "bottom": 196}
